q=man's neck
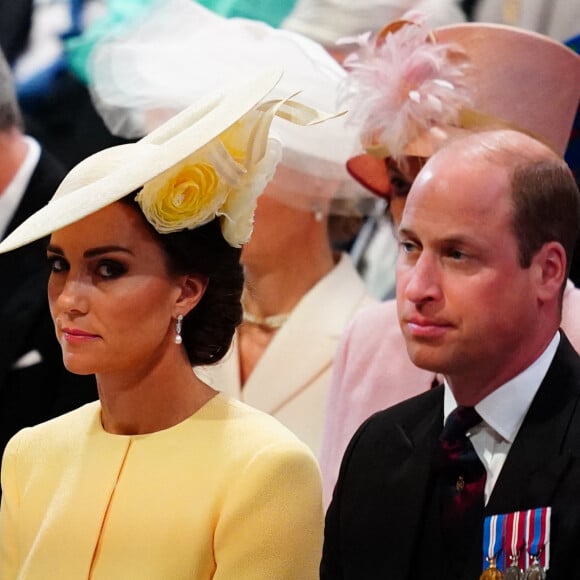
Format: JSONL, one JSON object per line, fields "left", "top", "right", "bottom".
{"left": 447, "top": 327, "right": 560, "bottom": 406}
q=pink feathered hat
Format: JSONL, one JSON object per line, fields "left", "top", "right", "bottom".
{"left": 343, "top": 18, "right": 580, "bottom": 198}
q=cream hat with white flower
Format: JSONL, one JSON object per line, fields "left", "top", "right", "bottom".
{"left": 0, "top": 70, "right": 335, "bottom": 253}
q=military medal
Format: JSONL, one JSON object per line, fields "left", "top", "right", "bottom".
{"left": 503, "top": 511, "right": 525, "bottom": 579}
{"left": 523, "top": 507, "right": 551, "bottom": 579}
{"left": 480, "top": 559, "right": 503, "bottom": 580}
{"left": 522, "top": 556, "right": 546, "bottom": 580}
{"left": 481, "top": 514, "right": 505, "bottom": 579}
{"left": 504, "top": 561, "right": 523, "bottom": 580}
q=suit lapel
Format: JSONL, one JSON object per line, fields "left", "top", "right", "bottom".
{"left": 4, "top": 149, "right": 65, "bottom": 236}
{"left": 486, "top": 334, "right": 580, "bottom": 515}
{"left": 0, "top": 151, "right": 66, "bottom": 388}
{"left": 242, "top": 255, "right": 372, "bottom": 414}
{"left": 0, "top": 271, "right": 49, "bottom": 387}
{"left": 241, "top": 297, "right": 337, "bottom": 413}
{"left": 380, "top": 390, "right": 444, "bottom": 578}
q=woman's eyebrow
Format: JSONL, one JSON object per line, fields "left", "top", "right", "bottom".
{"left": 46, "top": 244, "right": 134, "bottom": 258}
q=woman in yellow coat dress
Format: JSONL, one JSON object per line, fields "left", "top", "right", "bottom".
{"left": 0, "top": 71, "right": 327, "bottom": 579}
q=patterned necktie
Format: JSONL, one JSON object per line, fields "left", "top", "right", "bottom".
{"left": 437, "top": 406, "right": 486, "bottom": 533}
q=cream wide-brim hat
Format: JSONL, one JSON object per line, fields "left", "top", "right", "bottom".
{"left": 346, "top": 22, "right": 580, "bottom": 198}
{"left": 0, "top": 70, "right": 284, "bottom": 254}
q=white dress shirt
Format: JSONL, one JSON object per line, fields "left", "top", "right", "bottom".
{"left": 444, "top": 331, "right": 560, "bottom": 503}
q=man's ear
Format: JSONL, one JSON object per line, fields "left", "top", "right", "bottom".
{"left": 175, "top": 274, "right": 208, "bottom": 317}
{"left": 532, "top": 241, "right": 567, "bottom": 303}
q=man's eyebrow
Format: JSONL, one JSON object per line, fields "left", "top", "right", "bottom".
{"left": 397, "top": 226, "right": 416, "bottom": 239}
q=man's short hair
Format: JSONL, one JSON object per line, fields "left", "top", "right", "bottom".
{"left": 467, "top": 130, "right": 580, "bottom": 284}
{"left": 0, "top": 47, "right": 23, "bottom": 131}
{"left": 511, "top": 160, "right": 580, "bottom": 280}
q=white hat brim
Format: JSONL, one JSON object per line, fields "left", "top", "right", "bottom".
{"left": 0, "top": 69, "right": 282, "bottom": 254}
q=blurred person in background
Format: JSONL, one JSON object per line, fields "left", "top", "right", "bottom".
{"left": 0, "top": 46, "right": 97, "bottom": 485}
{"left": 0, "top": 0, "right": 33, "bottom": 66}
{"left": 463, "top": 0, "right": 579, "bottom": 42}
{"left": 563, "top": 32, "right": 580, "bottom": 286}
{"left": 282, "top": 0, "right": 466, "bottom": 300}
{"left": 6, "top": 0, "right": 129, "bottom": 169}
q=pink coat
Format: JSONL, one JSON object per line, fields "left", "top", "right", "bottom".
{"left": 320, "top": 280, "right": 580, "bottom": 504}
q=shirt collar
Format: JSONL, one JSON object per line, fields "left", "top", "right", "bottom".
{"left": 444, "top": 332, "right": 560, "bottom": 443}
{"left": 0, "top": 137, "right": 41, "bottom": 239}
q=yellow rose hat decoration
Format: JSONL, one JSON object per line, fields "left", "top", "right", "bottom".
{"left": 138, "top": 162, "right": 225, "bottom": 234}
{"left": 136, "top": 103, "right": 285, "bottom": 247}
{"left": 0, "top": 70, "right": 338, "bottom": 254}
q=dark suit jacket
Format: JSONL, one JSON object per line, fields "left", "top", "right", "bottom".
{"left": 321, "top": 333, "right": 580, "bottom": 579}
{"left": 0, "top": 149, "right": 97, "bottom": 469}
{"left": 0, "top": 0, "right": 33, "bottom": 65}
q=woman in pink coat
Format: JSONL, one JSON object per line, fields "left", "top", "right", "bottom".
{"left": 321, "top": 16, "right": 580, "bottom": 504}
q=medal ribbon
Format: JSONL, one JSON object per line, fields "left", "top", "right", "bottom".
{"left": 482, "top": 513, "right": 505, "bottom": 570}
{"left": 525, "top": 507, "right": 551, "bottom": 570}
{"left": 504, "top": 510, "right": 526, "bottom": 570}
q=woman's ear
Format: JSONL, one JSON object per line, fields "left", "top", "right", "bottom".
{"left": 175, "top": 274, "right": 208, "bottom": 317}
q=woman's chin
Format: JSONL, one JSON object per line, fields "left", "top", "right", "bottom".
{"left": 62, "top": 356, "right": 97, "bottom": 376}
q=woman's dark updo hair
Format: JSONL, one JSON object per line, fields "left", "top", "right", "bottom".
{"left": 121, "top": 194, "right": 243, "bottom": 366}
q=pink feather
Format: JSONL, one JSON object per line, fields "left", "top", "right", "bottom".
{"left": 340, "top": 14, "right": 473, "bottom": 159}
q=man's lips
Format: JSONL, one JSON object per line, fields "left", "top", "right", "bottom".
{"left": 402, "top": 317, "right": 453, "bottom": 338}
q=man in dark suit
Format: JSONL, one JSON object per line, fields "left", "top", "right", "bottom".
{"left": 321, "top": 129, "right": 580, "bottom": 579}
{"left": 0, "top": 48, "right": 97, "bottom": 473}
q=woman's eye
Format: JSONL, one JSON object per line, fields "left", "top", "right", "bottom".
{"left": 96, "top": 261, "right": 127, "bottom": 279}
{"left": 389, "top": 176, "right": 411, "bottom": 197}
{"left": 47, "top": 256, "right": 68, "bottom": 273}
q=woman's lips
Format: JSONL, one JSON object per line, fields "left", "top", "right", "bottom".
{"left": 61, "top": 328, "right": 100, "bottom": 343}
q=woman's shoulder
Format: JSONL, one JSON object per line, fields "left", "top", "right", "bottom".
{"left": 7, "top": 401, "right": 101, "bottom": 452}
{"left": 203, "top": 393, "right": 316, "bottom": 456}
{"left": 200, "top": 394, "right": 322, "bottom": 501}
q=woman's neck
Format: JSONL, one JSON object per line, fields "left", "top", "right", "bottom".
{"left": 243, "top": 242, "right": 336, "bottom": 319}
{"left": 238, "top": 236, "right": 337, "bottom": 384}
{"left": 96, "top": 349, "right": 215, "bottom": 435}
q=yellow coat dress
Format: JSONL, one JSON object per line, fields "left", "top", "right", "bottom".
{"left": 0, "top": 394, "right": 324, "bottom": 579}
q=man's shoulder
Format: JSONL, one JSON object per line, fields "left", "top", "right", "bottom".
{"left": 352, "top": 386, "right": 443, "bottom": 443}
{"left": 26, "top": 147, "right": 66, "bottom": 198}
{"left": 9, "top": 145, "right": 66, "bottom": 229}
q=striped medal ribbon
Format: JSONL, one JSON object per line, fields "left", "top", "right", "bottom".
{"left": 504, "top": 511, "right": 526, "bottom": 579}
{"left": 523, "top": 507, "right": 551, "bottom": 579}
{"left": 480, "top": 513, "right": 506, "bottom": 579}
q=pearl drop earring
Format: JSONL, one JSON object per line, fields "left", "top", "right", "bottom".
{"left": 175, "top": 314, "right": 183, "bottom": 345}
{"left": 311, "top": 201, "right": 324, "bottom": 222}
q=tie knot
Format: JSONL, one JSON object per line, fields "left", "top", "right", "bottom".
{"left": 441, "top": 406, "right": 482, "bottom": 442}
